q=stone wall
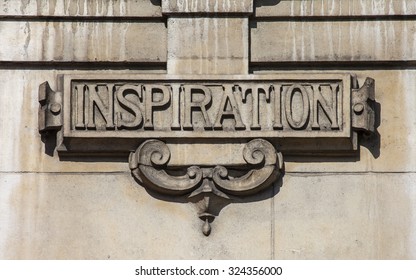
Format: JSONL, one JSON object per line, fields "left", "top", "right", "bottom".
{"left": 0, "top": 0, "right": 415, "bottom": 259}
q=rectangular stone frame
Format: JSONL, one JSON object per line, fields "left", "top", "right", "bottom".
{"left": 55, "top": 73, "right": 353, "bottom": 157}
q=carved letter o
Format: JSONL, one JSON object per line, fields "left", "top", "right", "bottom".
{"left": 285, "top": 84, "right": 310, "bottom": 130}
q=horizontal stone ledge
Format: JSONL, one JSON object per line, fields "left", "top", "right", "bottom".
{"left": 250, "top": 61, "right": 416, "bottom": 70}
{"left": 0, "top": 61, "right": 167, "bottom": 70}
{"left": 0, "top": 0, "right": 162, "bottom": 18}
{"left": 255, "top": 0, "right": 416, "bottom": 18}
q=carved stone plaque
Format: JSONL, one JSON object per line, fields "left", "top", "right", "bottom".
{"left": 39, "top": 73, "right": 375, "bottom": 235}
{"left": 38, "top": 73, "right": 375, "bottom": 156}
{"left": 68, "top": 74, "right": 347, "bottom": 136}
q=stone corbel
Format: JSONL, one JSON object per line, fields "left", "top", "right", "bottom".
{"left": 352, "top": 77, "right": 376, "bottom": 135}
{"left": 38, "top": 82, "right": 63, "bottom": 133}
{"left": 129, "top": 139, "right": 283, "bottom": 236}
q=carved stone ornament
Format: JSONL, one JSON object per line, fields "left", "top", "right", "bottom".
{"left": 129, "top": 138, "right": 283, "bottom": 235}
{"left": 38, "top": 73, "right": 376, "bottom": 236}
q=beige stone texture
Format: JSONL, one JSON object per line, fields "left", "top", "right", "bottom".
{"left": 167, "top": 17, "right": 249, "bottom": 74}
{"left": 1, "top": 0, "right": 416, "bottom": 260}
{"left": 273, "top": 174, "right": 416, "bottom": 259}
{"left": 255, "top": 0, "right": 416, "bottom": 18}
{"left": 251, "top": 20, "right": 416, "bottom": 62}
{"left": 0, "top": 173, "right": 272, "bottom": 259}
{"left": 1, "top": 173, "right": 414, "bottom": 259}
{"left": 0, "top": 20, "right": 166, "bottom": 62}
{"left": 162, "top": 0, "right": 253, "bottom": 14}
{"left": 0, "top": 0, "right": 162, "bottom": 17}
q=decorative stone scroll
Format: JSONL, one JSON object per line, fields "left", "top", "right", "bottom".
{"left": 39, "top": 73, "right": 376, "bottom": 235}
{"left": 129, "top": 138, "right": 283, "bottom": 235}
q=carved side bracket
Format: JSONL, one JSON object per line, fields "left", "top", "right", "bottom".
{"left": 352, "top": 77, "right": 376, "bottom": 134}
{"left": 129, "top": 138, "right": 283, "bottom": 236}
{"left": 38, "top": 82, "right": 63, "bottom": 133}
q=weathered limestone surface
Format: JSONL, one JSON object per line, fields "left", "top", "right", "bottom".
{"left": 274, "top": 174, "right": 416, "bottom": 259}
{"left": 1, "top": 173, "right": 414, "bottom": 259}
{"left": 167, "top": 17, "right": 248, "bottom": 74}
{"left": 0, "top": 20, "right": 166, "bottom": 62}
{"left": 255, "top": 0, "right": 416, "bottom": 17}
{"left": 1, "top": 0, "right": 416, "bottom": 259}
{"left": 162, "top": 0, "right": 253, "bottom": 14}
{"left": 251, "top": 20, "right": 416, "bottom": 62}
{"left": 0, "top": 173, "right": 272, "bottom": 259}
{"left": 0, "top": 0, "right": 162, "bottom": 17}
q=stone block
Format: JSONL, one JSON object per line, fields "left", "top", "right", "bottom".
{"left": 0, "top": 173, "right": 272, "bottom": 259}
{"left": 162, "top": 0, "right": 253, "bottom": 14}
{"left": 273, "top": 174, "right": 416, "bottom": 259}
{"left": 167, "top": 17, "right": 248, "bottom": 74}
{"left": 0, "top": 0, "right": 162, "bottom": 17}
{"left": 2, "top": 173, "right": 414, "bottom": 259}
{"left": 251, "top": 20, "right": 416, "bottom": 62}
{"left": 255, "top": 0, "right": 416, "bottom": 18}
{"left": 0, "top": 20, "right": 166, "bottom": 62}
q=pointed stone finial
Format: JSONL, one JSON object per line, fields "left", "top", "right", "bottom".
{"left": 202, "top": 218, "right": 211, "bottom": 236}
